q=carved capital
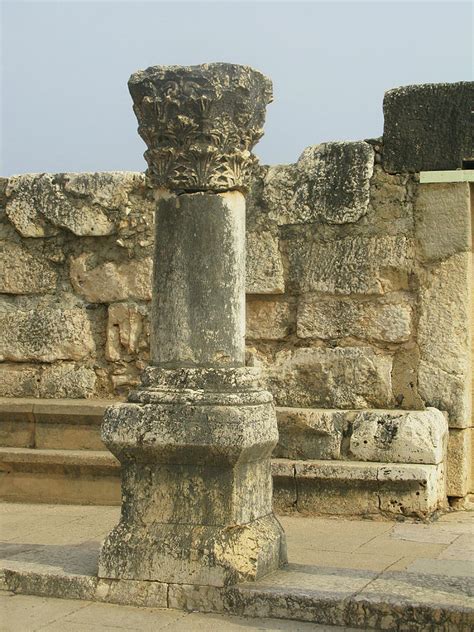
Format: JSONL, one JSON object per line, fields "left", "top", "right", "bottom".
{"left": 128, "top": 63, "right": 273, "bottom": 192}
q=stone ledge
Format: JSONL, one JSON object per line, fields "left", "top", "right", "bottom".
{"left": 1, "top": 562, "right": 472, "bottom": 631}
{"left": 1, "top": 399, "right": 449, "bottom": 466}
{"left": 273, "top": 459, "right": 447, "bottom": 519}
{"left": 0, "top": 448, "right": 447, "bottom": 518}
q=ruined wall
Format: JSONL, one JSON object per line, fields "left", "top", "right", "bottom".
{"left": 1, "top": 81, "right": 472, "bottom": 498}
{"left": 0, "top": 148, "right": 415, "bottom": 405}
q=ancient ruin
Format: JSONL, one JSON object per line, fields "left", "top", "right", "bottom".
{"left": 0, "top": 70, "right": 473, "bottom": 628}
{"left": 97, "top": 63, "right": 286, "bottom": 586}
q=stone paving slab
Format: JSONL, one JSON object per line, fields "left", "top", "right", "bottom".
{"left": 0, "top": 503, "right": 473, "bottom": 630}
{"left": 0, "top": 592, "right": 359, "bottom": 631}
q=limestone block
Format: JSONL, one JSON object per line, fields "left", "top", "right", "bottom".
{"left": 5, "top": 172, "right": 143, "bottom": 237}
{"left": 0, "top": 299, "right": 95, "bottom": 363}
{"left": 38, "top": 364, "right": 97, "bottom": 399}
{"left": 0, "top": 241, "right": 57, "bottom": 294}
{"left": 105, "top": 302, "right": 150, "bottom": 362}
{"left": 262, "top": 164, "right": 300, "bottom": 225}
{"left": 274, "top": 408, "right": 345, "bottom": 459}
{"left": 349, "top": 408, "right": 448, "bottom": 465}
{"left": 297, "top": 142, "right": 374, "bottom": 224}
{"left": 376, "top": 463, "right": 446, "bottom": 517}
{"left": 263, "top": 141, "right": 374, "bottom": 225}
{"left": 246, "top": 230, "right": 284, "bottom": 294}
{"left": 70, "top": 253, "right": 153, "bottom": 303}
{"left": 447, "top": 428, "right": 472, "bottom": 497}
{"left": 287, "top": 234, "right": 414, "bottom": 295}
{"left": 383, "top": 81, "right": 474, "bottom": 172}
{"left": 266, "top": 346, "right": 393, "bottom": 409}
{"left": 417, "top": 252, "right": 470, "bottom": 426}
{"left": 415, "top": 183, "right": 471, "bottom": 261}
{"left": 418, "top": 361, "right": 471, "bottom": 429}
{"left": 391, "top": 346, "right": 424, "bottom": 409}
{"left": 276, "top": 460, "right": 446, "bottom": 518}
{"left": 297, "top": 295, "right": 412, "bottom": 343}
{"left": 0, "top": 364, "right": 39, "bottom": 398}
{"left": 63, "top": 172, "right": 144, "bottom": 209}
{"left": 246, "top": 298, "right": 292, "bottom": 340}
{"left": 0, "top": 363, "right": 96, "bottom": 398}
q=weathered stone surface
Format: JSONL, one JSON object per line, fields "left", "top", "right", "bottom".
{"left": 367, "top": 166, "right": 412, "bottom": 234}
{"left": 0, "top": 298, "right": 95, "bottom": 362}
{"left": 5, "top": 173, "right": 142, "bottom": 237}
{"left": 415, "top": 182, "right": 471, "bottom": 262}
{"left": 349, "top": 408, "right": 448, "bottom": 465}
{"left": 40, "top": 364, "right": 97, "bottom": 399}
{"left": 0, "top": 365, "right": 39, "bottom": 398}
{"left": 383, "top": 81, "right": 474, "bottom": 172}
{"left": 99, "top": 370, "right": 286, "bottom": 585}
{"left": 391, "top": 346, "right": 424, "bottom": 409}
{"left": 418, "top": 361, "right": 471, "bottom": 430}
{"left": 286, "top": 234, "right": 414, "bottom": 295}
{"left": 246, "top": 230, "right": 285, "bottom": 294}
{"left": 105, "top": 302, "right": 150, "bottom": 362}
{"left": 70, "top": 254, "right": 153, "bottom": 303}
{"left": 447, "top": 428, "right": 472, "bottom": 497}
{"left": 128, "top": 63, "right": 272, "bottom": 191}
{"left": 0, "top": 241, "right": 57, "bottom": 295}
{"left": 151, "top": 191, "right": 246, "bottom": 367}
{"left": 273, "top": 459, "right": 446, "bottom": 518}
{"left": 297, "top": 294, "right": 412, "bottom": 342}
{"left": 263, "top": 142, "right": 374, "bottom": 225}
{"left": 0, "top": 363, "right": 96, "bottom": 399}
{"left": 246, "top": 298, "right": 292, "bottom": 340}
{"left": 275, "top": 408, "right": 344, "bottom": 460}
{"left": 417, "top": 253, "right": 470, "bottom": 427}
{"left": 264, "top": 346, "right": 393, "bottom": 408}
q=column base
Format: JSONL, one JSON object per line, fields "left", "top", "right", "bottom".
{"left": 98, "top": 513, "right": 286, "bottom": 587}
{"left": 98, "top": 367, "right": 287, "bottom": 587}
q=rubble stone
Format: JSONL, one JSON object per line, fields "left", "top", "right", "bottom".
{"left": 246, "top": 298, "right": 292, "bottom": 340}
{"left": 105, "top": 302, "right": 149, "bottom": 362}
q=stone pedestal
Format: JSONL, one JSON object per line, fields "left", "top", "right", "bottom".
{"left": 98, "top": 63, "right": 286, "bottom": 587}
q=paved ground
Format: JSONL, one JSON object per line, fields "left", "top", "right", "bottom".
{"left": 1, "top": 504, "right": 472, "bottom": 577}
{"left": 0, "top": 503, "right": 473, "bottom": 630}
{"left": 0, "top": 592, "right": 359, "bottom": 631}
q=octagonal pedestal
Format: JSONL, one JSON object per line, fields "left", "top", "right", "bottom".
{"left": 98, "top": 368, "right": 287, "bottom": 586}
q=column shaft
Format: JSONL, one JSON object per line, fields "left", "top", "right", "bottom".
{"left": 151, "top": 191, "right": 245, "bottom": 367}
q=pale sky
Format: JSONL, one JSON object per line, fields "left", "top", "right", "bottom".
{"left": 1, "top": 0, "right": 472, "bottom": 175}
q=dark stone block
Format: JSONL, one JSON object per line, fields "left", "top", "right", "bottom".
{"left": 383, "top": 81, "right": 474, "bottom": 173}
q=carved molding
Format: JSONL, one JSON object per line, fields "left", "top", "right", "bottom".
{"left": 128, "top": 63, "right": 273, "bottom": 192}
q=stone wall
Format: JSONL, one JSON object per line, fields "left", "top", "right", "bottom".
{"left": 1, "top": 81, "right": 472, "bottom": 501}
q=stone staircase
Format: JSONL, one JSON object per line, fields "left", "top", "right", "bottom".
{"left": 0, "top": 398, "right": 449, "bottom": 518}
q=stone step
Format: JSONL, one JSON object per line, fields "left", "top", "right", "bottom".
{"left": 0, "top": 448, "right": 120, "bottom": 505}
{"left": 0, "top": 447, "right": 446, "bottom": 518}
{"left": 1, "top": 539, "right": 472, "bottom": 631}
{"left": 0, "top": 398, "right": 448, "bottom": 466}
{"left": 0, "top": 398, "right": 110, "bottom": 451}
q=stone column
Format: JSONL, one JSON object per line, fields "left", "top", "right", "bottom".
{"left": 98, "top": 63, "right": 287, "bottom": 588}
